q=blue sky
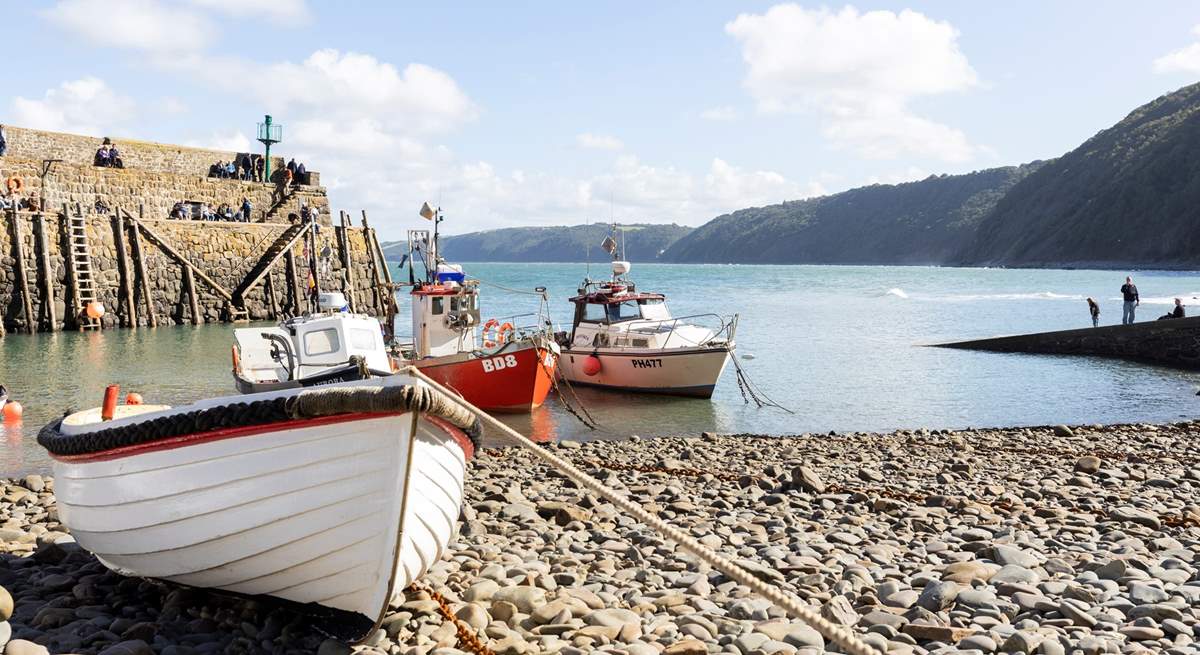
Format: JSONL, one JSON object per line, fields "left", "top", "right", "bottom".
{"left": 6, "top": 1, "right": 1200, "bottom": 239}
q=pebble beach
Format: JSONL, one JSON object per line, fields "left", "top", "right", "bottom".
{"left": 1, "top": 421, "right": 1198, "bottom": 655}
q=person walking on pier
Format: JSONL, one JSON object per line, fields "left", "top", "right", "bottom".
{"left": 1121, "top": 276, "right": 1139, "bottom": 324}
{"left": 1087, "top": 297, "right": 1100, "bottom": 327}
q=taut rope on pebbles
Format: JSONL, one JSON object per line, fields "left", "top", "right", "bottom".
{"left": 401, "top": 366, "right": 877, "bottom": 655}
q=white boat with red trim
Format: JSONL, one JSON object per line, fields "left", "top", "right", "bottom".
{"left": 390, "top": 213, "right": 559, "bottom": 412}
{"left": 556, "top": 260, "right": 737, "bottom": 398}
{"left": 37, "top": 375, "right": 479, "bottom": 642}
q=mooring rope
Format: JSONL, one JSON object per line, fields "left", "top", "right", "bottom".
{"left": 399, "top": 366, "right": 876, "bottom": 655}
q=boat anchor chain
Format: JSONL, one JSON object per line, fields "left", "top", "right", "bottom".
{"left": 407, "top": 580, "right": 496, "bottom": 655}
{"left": 730, "top": 350, "right": 794, "bottom": 414}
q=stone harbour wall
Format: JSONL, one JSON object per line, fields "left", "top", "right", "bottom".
{"left": 0, "top": 211, "right": 390, "bottom": 331}
{"left": 0, "top": 157, "right": 329, "bottom": 226}
{"left": 2, "top": 126, "right": 287, "bottom": 178}
{"left": 935, "top": 316, "right": 1200, "bottom": 370}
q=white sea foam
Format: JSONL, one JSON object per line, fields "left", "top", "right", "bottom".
{"left": 885, "top": 288, "right": 909, "bottom": 299}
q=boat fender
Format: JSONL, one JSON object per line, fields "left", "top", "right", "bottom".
{"left": 582, "top": 354, "right": 602, "bottom": 376}
{"left": 126, "top": 393, "right": 144, "bottom": 405}
{"left": 1, "top": 401, "right": 21, "bottom": 423}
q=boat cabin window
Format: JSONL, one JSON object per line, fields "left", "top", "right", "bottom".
{"left": 639, "top": 298, "right": 671, "bottom": 320}
{"left": 349, "top": 328, "right": 379, "bottom": 351}
{"left": 583, "top": 303, "right": 608, "bottom": 322}
{"left": 450, "top": 296, "right": 475, "bottom": 312}
{"left": 304, "top": 328, "right": 341, "bottom": 356}
{"left": 607, "top": 301, "right": 642, "bottom": 322}
{"left": 431, "top": 298, "right": 444, "bottom": 315}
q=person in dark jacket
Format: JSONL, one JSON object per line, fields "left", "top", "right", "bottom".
{"left": 1121, "top": 276, "right": 1139, "bottom": 324}
{"left": 1087, "top": 297, "right": 1100, "bottom": 327}
{"left": 1159, "top": 298, "right": 1185, "bottom": 320}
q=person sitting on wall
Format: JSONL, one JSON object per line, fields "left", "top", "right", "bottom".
{"left": 200, "top": 203, "right": 214, "bottom": 221}
{"left": 109, "top": 144, "right": 124, "bottom": 169}
{"left": 94, "top": 198, "right": 110, "bottom": 214}
{"left": 94, "top": 145, "right": 111, "bottom": 167}
{"left": 1159, "top": 298, "right": 1186, "bottom": 320}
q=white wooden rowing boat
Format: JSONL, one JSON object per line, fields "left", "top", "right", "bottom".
{"left": 37, "top": 375, "right": 478, "bottom": 641}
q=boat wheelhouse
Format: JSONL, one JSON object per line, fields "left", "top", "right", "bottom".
{"left": 232, "top": 293, "right": 393, "bottom": 394}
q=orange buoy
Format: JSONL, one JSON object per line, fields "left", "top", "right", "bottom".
{"left": 1, "top": 401, "right": 22, "bottom": 423}
{"left": 582, "top": 355, "right": 602, "bottom": 376}
{"left": 86, "top": 301, "right": 106, "bottom": 319}
{"left": 125, "top": 392, "right": 143, "bottom": 405}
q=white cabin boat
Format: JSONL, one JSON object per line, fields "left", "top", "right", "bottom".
{"left": 37, "top": 374, "right": 478, "bottom": 642}
{"left": 557, "top": 260, "right": 737, "bottom": 397}
{"left": 232, "top": 293, "right": 394, "bottom": 394}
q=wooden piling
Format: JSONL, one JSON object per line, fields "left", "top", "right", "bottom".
{"left": 183, "top": 265, "right": 201, "bottom": 325}
{"left": 60, "top": 205, "right": 81, "bottom": 331}
{"left": 33, "top": 213, "right": 57, "bottom": 331}
{"left": 130, "top": 206, "right": 156, "bottom": 327}
{"left": 111, "top": 210, "right": 137, "bottom": 328}
{"left": 10, "top": 210, "right": 35, "bottom": 333}
{"left": 336, "top": 211, "right": 358, "bottom": 312}
{"left": 265, "top": 271, "right": 279, "bottom": 320}
{"left": 285, "top": 249, "right": 301, "bottom": 316}
{"left": 359, "top": 211, "right": 384, "bottom": 315}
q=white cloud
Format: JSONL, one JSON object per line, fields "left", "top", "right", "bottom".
{"left": 726, "top": 4, "right": 981, "bottom": 162}
{"left": 159, "top": 97, "right": 189, "bottom": 115}
{"left": 576, "top": 133, "right": 624, "bottom": 150}
{"left": 700, "top": 106, "right": 739, "bottom": 121}
{"left": 189, "top": 0, "right": 310, "bottom": 25}
{"left": 184, "top": 130, "right": 253, "bottom": 153}
{"left": 43, "top": 0, "right": 213, "bottom": 53}
{"left": 11, "top": 77, "right": 136, "bottom": 136}
{"left": 1153, "top": 24, "right": 1200, "bottom": 74}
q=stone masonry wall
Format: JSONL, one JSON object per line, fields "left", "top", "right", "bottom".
{"left": 0, "top": 211, "right": 389, "bottom": 332}
{"left": 0, "top": 158, "right": 329, "bottom": 226}
{"left": 3, "top": 126, "right": 289, "bottom": 178}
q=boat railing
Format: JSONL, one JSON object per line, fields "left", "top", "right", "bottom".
{"left": 628, "top": 312, "right": 738, "bottom": 348}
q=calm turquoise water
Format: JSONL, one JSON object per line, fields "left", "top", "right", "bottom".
{"left": 3, "top": 263, "right": 1200, "bottom": 475}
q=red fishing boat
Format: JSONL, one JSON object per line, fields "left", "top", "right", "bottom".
{"left": 390, "top": 204, "right": 559, "bottom": 412}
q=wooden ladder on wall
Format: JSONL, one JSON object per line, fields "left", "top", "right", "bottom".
{"left": 67, "top": 210, "right": 101, "bottom": 330}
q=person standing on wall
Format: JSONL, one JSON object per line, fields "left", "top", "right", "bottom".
{"left": 240, "top": 197, "right": 252, "bottom": 222}
{"left": 0, "top": 124, "right": 7, "bottom": 157}
{"left": 1121, "top": 276, "right": 1139, "bottom": 325}
{"left": 1086, "top": 297, "right": 1100, "bottom": 327}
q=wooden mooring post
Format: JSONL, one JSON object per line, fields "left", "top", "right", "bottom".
{"left": 183, "top": 265, "right": 201, "bottom": 325}
{"left": 9, "top": 210, "right": 35, "bottom": 333}
{"left": 264, "top": 271, "right": 280, "bottom": 320}
{"left": 33, "top": 213, "right": 57, "bottom": 331}
{"left": 130, "top": 206, "right": 157, "bottom": 327}
{"left": 336, "top": 211, "right": 358, "bottom": 312}
{"left": 360, "top": 210, "right": 385, "bottom": 316}
{"left": 112, "top": 209, "right": 137, "bottom": 328}
{"left": 284, "top": 249, "right": 302, "bottom": 316}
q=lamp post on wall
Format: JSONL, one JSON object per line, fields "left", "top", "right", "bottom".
{"left": 256, "top": 115, "right": 282, "bottom": 181}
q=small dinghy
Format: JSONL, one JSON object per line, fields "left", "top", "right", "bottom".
{"left": 37, "top": 374, "right": 479, "bottom": 641}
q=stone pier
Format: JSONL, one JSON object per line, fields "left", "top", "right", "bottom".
{"left": 933, "top": 316, "right": 1200, "bottom": 370}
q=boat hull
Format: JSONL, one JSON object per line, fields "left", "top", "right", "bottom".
{"left": 559, "top": 345, "right": 731, "bottom": 398}
{"left": 46, "top": 381, "right": 470, "bottom": 641}
{"left": 408, "top": 340, "right": 558, "bottom": 412}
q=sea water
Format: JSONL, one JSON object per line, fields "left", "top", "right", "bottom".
{"left": 2, "top": 263, "right": 1199, "bottom": 475}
